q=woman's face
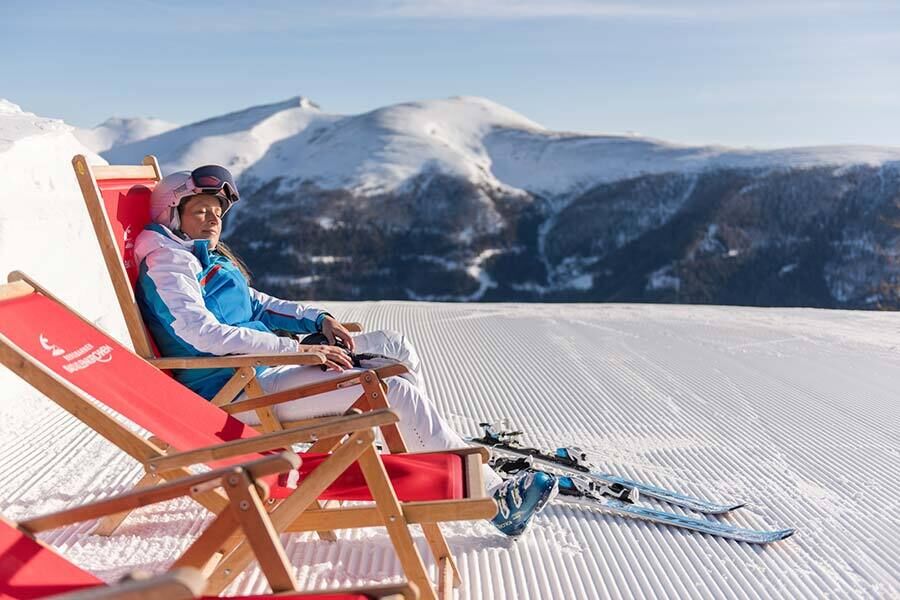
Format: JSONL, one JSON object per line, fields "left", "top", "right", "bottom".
{"left": 179, "top": 194, "right": 223, "bottom": 249}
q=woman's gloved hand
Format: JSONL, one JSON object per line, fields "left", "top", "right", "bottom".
{"left": 298, "top": 343, "right": 354, "bottom": 371}
{"left": 320, "top": 316, "right": 356, "bottom": 351}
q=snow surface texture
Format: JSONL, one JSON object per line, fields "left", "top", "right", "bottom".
{"left": 0, "top": 302, "right": 898, "bottom": 599}
{"left": 103, "top": 95, "right": 900, "bottom": 198}
{"left": 74, "top": 116, "right": 179, "bottom": 153}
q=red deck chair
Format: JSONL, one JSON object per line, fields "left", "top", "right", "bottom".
{"left": 0, "top": 275, "right": 495, "bottom": 600}
{"left": 0, "top": 452, "right": 417, "bottom": 599}
{"left": 71, "top": 153, "right": 409, "bottom": 441}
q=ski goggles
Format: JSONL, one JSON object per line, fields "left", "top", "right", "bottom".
{"left": 171, "top": 165, "right": 240, "bottom": 212}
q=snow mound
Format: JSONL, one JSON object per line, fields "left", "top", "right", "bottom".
{"left": 75, "top": 116, "right": 179, "bottom": 153}
{"left": 0, "top": 99, "right": 127, "bottom": 341}
{"left": 0, "top": 99, "right": 24, "bottom": 114}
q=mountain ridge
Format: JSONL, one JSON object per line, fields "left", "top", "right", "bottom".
{"left": 95, "top": 95, "right": 900, "bottom": 308}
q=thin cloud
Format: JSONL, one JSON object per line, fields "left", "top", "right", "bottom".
{"left": 355, "top": 0, "right": 900, "bottom": 21}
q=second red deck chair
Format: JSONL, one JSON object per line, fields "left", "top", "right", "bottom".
{"left": 0, "top": 275, "right": 496, "bottom": 600}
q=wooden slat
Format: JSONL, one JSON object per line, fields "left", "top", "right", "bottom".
{"left": 49, "top": 567, "right": 205, "bottom": 600}
{"left": 146, "top": 410, "right": 398, "bottom": 472}
{"left": 359, "top": 372, "right": 407, "bottom": 453}
{"left": 173, "top": 505, "right": 243, "bottom": 576}
{"left": 356, "top": 445, "right": 436, "bottom": 600}
{"left": 89, "top": 164, "right": 159, "bottom": 180}
{"left": 262, "top": 583, "right": 420, "bottom": 599}
{"left": 224, "top": 471, "right": 299, "bottom": 593}
{"left": 465, "top": 453, "right": 487, "bottom": 500}
{"left": 93, "top": 472, "right": 159, "bottom": 536}
{"left": 147, "top": 352, "right": 325, "bottom": 369}
{"left": 203, "top": 429, "right": 376, "bottom": 594}
{"left": 0, "top": 279, "right": 34, "bottom": 301}
{"left": 20, "top": 453, "right": 298, "bottom": 534}
{"left": 221, "top": 364, "right": 408, "bottom": 415}
{"left": 280, "top": 498, "right": 499, "bottom": 531}
{"left": 422, "top": 523, "right": 461, "bottom": 589}
{"left": 143, "top": 154, "right": 163, "bottom": 179}
{"left": 245, "top": 376, "right": 284, "bottom": 433}
{"left": 210, "top": 366, "right": 255, "bottom": 407}
{"left": 71, "top": 155, "right": 157, "bottom": 358}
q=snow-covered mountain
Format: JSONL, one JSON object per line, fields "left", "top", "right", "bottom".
{"left": 74, "top": 116, "right": 178, "bottom": 153}
{"left": 104, "top": 95, "right": 900, "bottom": 308}
{"left": 39, "top": 96, "right": 900, "bottom": 308}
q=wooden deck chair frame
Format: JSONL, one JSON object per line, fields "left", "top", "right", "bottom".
{"left": 0, "top": 276, "right": 496, "bottom": 600}
{"left": 71, "top": 153, "right": 409, "bottom": 440}
{"left": 6, "top": 452, "right": 418, "bottom": 599}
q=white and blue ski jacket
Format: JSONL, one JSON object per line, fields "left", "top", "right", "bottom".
{"left": 133, "top": 224, "right": 329, "bottom": 400}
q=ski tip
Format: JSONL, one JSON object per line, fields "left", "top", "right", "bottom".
{"left": 772, "top": 528, "right": 796, "bottom": 542}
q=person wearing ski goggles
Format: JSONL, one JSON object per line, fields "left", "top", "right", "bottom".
{"left": 137, "top": 164, "right": 557, "bottom": 538}
{"left": 149, "top": 165, "right": 240, "bottom": 233}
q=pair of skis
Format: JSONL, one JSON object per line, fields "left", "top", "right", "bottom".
{"left": 470, "top": 424, "right": 794, "bottom": 544}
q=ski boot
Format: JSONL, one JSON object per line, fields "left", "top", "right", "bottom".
{"left": 491, "top": 469, "right": 559, "bottom": 537}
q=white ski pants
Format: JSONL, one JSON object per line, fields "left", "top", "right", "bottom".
{"left": 232, "top": 329, "right": 503, "bottom": 490}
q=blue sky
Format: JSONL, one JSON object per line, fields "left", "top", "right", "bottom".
{"left": 2, "top": 0, "right": 899, "bottom": 148}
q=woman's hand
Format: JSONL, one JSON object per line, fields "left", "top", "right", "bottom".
{"left": 300, "top": 343, "right": 354, "bottom": 371}
{"left": 320, "top": 316, "right": 356, "bottom": 351}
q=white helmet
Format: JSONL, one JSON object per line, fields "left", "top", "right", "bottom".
{"left": 150, "top": 165, "right": 240, "bottom": 230}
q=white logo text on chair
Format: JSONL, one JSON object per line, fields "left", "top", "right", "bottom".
{"left": 40, "top": 335, "right": 113, "bottom": 373}
{"left": 39, "top": 334, "right": 65, "bottom": 357}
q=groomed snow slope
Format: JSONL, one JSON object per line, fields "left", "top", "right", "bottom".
{"left": 1, "top": 301, "right": 898, "bottom": 599}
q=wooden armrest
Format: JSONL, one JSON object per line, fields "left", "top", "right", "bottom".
{"left": 19, "top": 453, "right": 299, "bottom": 534}
{"left": 48, "top": 567, "right": 205, "bottom": 600}
{"left": 342, "top": 321, "right": 363, "bottom": 332}
{"left": 148, "top": 352, "right": 325, "bottom": 369}
{"left": 146, "top": 409, "right": 399, "bottom": 473}
{"left": 222, "top": 364, "right": 409, "bottom": 415}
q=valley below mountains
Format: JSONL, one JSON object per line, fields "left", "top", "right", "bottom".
{"left": 231, "top": 163, "right": 900, "bottom": 308}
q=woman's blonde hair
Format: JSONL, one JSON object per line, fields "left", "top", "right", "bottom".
{"left": 216, "top": 241, "right": 252, "bottom": 283}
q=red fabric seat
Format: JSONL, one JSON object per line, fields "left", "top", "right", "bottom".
{"left": 0, "top": 520, "right": 101, "bottom": 599}
{"left": 277, "top": 452, "right": 462, "bottom": 501}
{"left": 0, "top": 292, "right": 464, "bottom": 503}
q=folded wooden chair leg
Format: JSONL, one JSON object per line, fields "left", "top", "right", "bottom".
{"left": 356, "top": 445, "right": 437, "bottom": 600}
{"left": 314, "top": 499, "right": 338, "bottom": 542}
{"left": 172, "top": 504, "right": 243, "bottom": 583}
{"left": 421, "top": 523, "right": 462, "bottom": 589}
{"left": 210, "top": 366, "right": 256, "bottom": 407}
{"left": 93, "top": 471, "right": 159, "bottom": 536}
{"left": 223, "top": 470, "right": 299, "bottom": 593}
{"left": 244, "top": 378, "right": 284, "bottom": 433}
{"left": 201, "top": 429, "right": 376, "bottom": 594}
{"left": 360, "top": 371, "right": 407, "bottom": 453}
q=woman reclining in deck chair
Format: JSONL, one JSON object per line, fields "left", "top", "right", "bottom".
{"left": 133, "top": 165, "right": 557, "bottom": 537}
